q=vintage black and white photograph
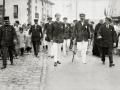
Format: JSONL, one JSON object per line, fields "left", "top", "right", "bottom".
{"left": 0, "top": 0, "right": 120, "bottom": 90}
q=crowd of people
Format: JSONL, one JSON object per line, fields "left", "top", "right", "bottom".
{"left": 0, "top": 12, "right": 120, "bottom": 69}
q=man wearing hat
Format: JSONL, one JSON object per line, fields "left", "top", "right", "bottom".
{"left": 0, "top": 16, "right": 18, "bottom": 69}
{"left": 44, "top": 17, "right": 54, "bottom": 58}
{"left": 51, "top": 13, "right": 65, "bottom": 66}
{"left": 75, "top": 13, "right": 90, "bottom": 64}
{"left": 98, "top": 16, "right": 116, "bottom": 67}
{"left": 63, "top": 17, "right": 71, "bottom": 56}
{"left": 29, "top": 19, "right": 43, "bottom": 57}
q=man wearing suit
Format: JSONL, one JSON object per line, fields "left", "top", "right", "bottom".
{"left": 75, "top": 13, "right": 90, "bottom": 64}
{"left": 0, "top": 16, "right": 18, "bottom": 69}
{"left": 29, "top": 19, "right": 43, "bottom": 57}
{"left": 51, "top": 13, "right": 65, "bottom": 66}
{"left": 98, "top": 17, "right": 116, "bottom": 67}
{"left": 63, "top": 17, "right": 71, "bottom": 56}
{"left": 44, "top": 17, "right": 54, "bottom": 58}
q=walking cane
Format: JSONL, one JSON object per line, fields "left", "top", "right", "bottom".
{"left": 72, "top": 38, "right": 76, "bottom": 62}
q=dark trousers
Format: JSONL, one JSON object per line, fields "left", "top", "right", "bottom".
{"left": 26, "top": 47, "right": 32, "bottom": 52}
{"left": 1, "top": 46, "right": 13, "bottom": 65}
{"left": 33, "top": 41, "right": 39, "bottom": 56}
{"left": 20, "top": 48, "right": 24, "bottom": 56}
{"left": 101, "top": 47, "right": 113, "bottom": 64}
{"left": 12, "top": 45, "right": 18, "bottom": 56}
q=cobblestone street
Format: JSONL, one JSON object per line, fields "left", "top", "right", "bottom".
{"left": 0, "top": 52, "right": 45, "bottom": 90}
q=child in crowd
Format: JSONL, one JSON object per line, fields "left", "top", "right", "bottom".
{"left": 25, "top": 24, "right": 32, "bottom": 54}
{"left": 18, "top": 27, "right": 26, "bottom": 56}
{"left": 42, "top": 30, "right": 48, "bottom": 52}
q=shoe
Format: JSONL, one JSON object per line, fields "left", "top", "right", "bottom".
{"left": 83, "top": 62, "right": 87, "bottom": 64}
{"left": 1, "top": 65, "right": 6, "bottom": 69}
{"left": 54, "top": 62, "right": 57, "bottom": 67}
{"left": 11, "top": 62, "right": 14, "bottom": 65}
{"left": 57, "top": 61, "right": 61, "bottom": 64}
{"left": 16, "top": 56, "right": 19, "bottom": 59}
{"left": 109, "top": 63, "right": 115, "bottom": 67}
{"left": 102, "top": 61, "right": 105, "bottom": 65}
{"left": 36, "top": 55, "right": 39, "bottom": 58}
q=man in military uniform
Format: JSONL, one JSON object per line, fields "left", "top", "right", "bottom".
{"left": 51, "top": 13, "right": 65, "bottom": 66}
{"left": 98, "top": 17, "right": 116, "bottom": 67}
{"left": 44, "top": 17, "right": 54, "bottom": 58}
{"left": 29, "top": 19, "right": 43, "bottom": 57}
{"left": 75, "top": 13, "right": 90, "bottom": 64}
{"left": 0, "top": 16, "right": 18, "bottom": 69}
{"left": 63, "top": 17, "right": 71, "bottom": 56}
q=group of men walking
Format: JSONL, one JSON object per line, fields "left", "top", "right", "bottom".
{"left": 0, "top": 12, "right": 117, "bottom": 69}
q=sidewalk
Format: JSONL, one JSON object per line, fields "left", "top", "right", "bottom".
{"left": 44, "top": 48, "right": 120, "bottom": 90}
{"left": 0, "top": 52, "right": 45, "bottom": 90}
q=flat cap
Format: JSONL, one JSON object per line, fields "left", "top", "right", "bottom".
{"left": 79, "top": 13, "right": 85, "bottom": 17}
{"left": 47, "top": 17, "right": 52, "bottom": 20}
{"left": 73, "top": 20, "right": 78, "bottom": 22}
{"left": 63, "top": 17, "right": 67, "bottom": 20}
{"left": 15, "top": 20, "right": 19, "bottom": 24}
{"left": 105, "top": 16, "right": 112, "bottom": 21}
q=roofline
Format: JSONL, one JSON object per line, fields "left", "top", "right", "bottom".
{"left": 44, "top": 0, "right": 55, "bottom": 5}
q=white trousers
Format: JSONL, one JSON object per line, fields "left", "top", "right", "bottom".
{"left": 47, "top": 42, "right": 54, "bottom": 56}
{"left": 77, "top": 41, "right": 88, "bottom": 63}
{"left": 53, "top": 43, "right": 62, "bottom": 62}
{"left": 63, "top": 39, "right": 70, "bottom": 55}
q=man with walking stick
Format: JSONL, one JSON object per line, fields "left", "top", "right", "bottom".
{"left": 74, "top": 13, "right": 90, "bottom": 64}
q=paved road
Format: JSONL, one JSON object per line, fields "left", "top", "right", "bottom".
{"left": 45, "top": 48, "right": 120, "bottom": 90}
{"left": 0, "top": 52, "right": 44, "bottom": 90}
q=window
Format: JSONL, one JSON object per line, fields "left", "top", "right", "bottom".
{"left": 14, "top": 5, "right": 18, "bottom": 18}
{"left": 35, "top": 6, "right": 37, "bottom": 13}
{"left": 14, "top": 5, "right": 18, "bottom": 13}
{"left": 35, "top": 0, "right": 37, "bottom": 3}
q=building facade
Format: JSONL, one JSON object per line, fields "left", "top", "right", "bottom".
{"left": 0, "top": 0, "right": 54, "bottom": 25}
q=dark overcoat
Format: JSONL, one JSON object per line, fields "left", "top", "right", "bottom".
{"left": 75, "top": 20, "right": 90, "bottom": 42}
{"left": 51, "top": 21, "right": 65, "bottom": 43}
{"left": 29, "top": 25, "right": 43, "bottom": 42}
{"left": 0, "top": 25, "right": 17, "bottom": 46}
{"left": 64, "top": 23, "right": 71, "bottom": 39}
{"left": 44, "top": 23, "right": 53, "bottom": 42}
{"left": 98, "top": 25, "right": 117, "bottom": 47}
